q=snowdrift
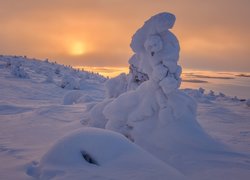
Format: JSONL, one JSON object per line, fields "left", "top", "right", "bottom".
{"left": 27, "top": 128, "right": 184, "bottom": 180}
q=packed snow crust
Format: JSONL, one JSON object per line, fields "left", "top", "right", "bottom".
{"left": 0, "top": 12, "right": 250, "bottom": 180}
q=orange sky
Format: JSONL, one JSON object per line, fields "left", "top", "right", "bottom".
{"left": 0, "top": 0, "right": 249, "bottom": 72}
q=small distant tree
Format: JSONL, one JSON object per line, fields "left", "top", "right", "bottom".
{"left": 5, "top": 61, "right": 11, "bottom": 68}
{"left": 61, "top": 75, "right": 80, "bottom": 90}
{"left": 11, "top": 64, "right": 29, "bottom": 78}
{"left": 55, "top": 67, "right": 60, "bottom": 75}
{"left": 45, "top": 71, "right": 53, "bottom": 83}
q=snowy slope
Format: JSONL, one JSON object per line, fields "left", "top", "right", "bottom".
{"left": 0, "top": 56, "right": 185, "bottom": 180}
{"left": 184, "top": 89, "right": 250, "bottom": 154}
{"left": 0, "top": 56, "right": 106, "bottom": 179}
{"left": 0, "top": 56, "right": 250, "bottom": 180}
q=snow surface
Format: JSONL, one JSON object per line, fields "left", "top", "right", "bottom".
{"left": 0, "top": 55, "right": 250, "bottom": 180}
{"left": 0, "top": 12, "right": 250, "bottom": 180}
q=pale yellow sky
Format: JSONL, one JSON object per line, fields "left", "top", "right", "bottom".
{"left": 0, "top": 0, "right": 249, "bottom": 72}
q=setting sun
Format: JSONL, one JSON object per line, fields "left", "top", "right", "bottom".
{"left": 69, "top": 41, "right": 86, "bottom": 56}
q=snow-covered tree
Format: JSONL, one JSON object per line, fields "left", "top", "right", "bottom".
{"left": 11, "top": 64, "right": 29, "bottom": 79}
{"left": 45, "top": 71, "right": 54, "bottom": 83}
{"left": 87, "top": 12, "right": 225, "bottom": 165}
{"left": 54, "top": 67, "right": 60, "bottom": 75}
{"left": 60, "top": 75, "right": 80, "bottom": 90}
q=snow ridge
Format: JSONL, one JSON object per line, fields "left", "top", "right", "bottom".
{"left": 0, "top": 55, "right": 106, "bottom": 88}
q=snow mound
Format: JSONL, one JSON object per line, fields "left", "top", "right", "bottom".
{"left": 61, "top": 74, "right": 80, "bottom": 90}
{"left": 105, "top": 73, "right": 128, "bottom": 98}
{"left": 27, "top": 128, "right": 184, "bottom": 180}
{"left": 63, "top": 91, "right": 84, "bottom": 105}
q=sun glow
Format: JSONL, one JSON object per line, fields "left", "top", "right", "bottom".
{"left": 69, "top": 42, "right": 86, "bottom": 56}
{"left": 74, "top": 66, "right": 129, "bottom": 78}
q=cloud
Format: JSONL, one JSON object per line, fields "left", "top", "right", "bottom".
{"left": 0, "top": 0, "right": 249, "bottom": 72}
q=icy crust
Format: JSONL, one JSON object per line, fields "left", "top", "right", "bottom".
{"left": 27, "top": 128, "right": 184, "bottom": 180}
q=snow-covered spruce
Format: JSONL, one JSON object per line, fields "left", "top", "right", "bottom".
{"left": 44, "top": 71, "right": 54, "bottom": 83}
{"left": 86, "top": 12, "right": 245, "bottom": 174}
{"left": 54, "top": 67, "right": 60, "bottom": 75}
{"left": 63, "top": 91, "right": 85, "bottom": 105}
{"left": 11, "top": 64, "right": 29, "bottom": 79}
{"left": 61, "top": 74, "right": 80, "bottom": 90}
{"left": 89, "top": 12, "right": 187, "bottom": 143}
